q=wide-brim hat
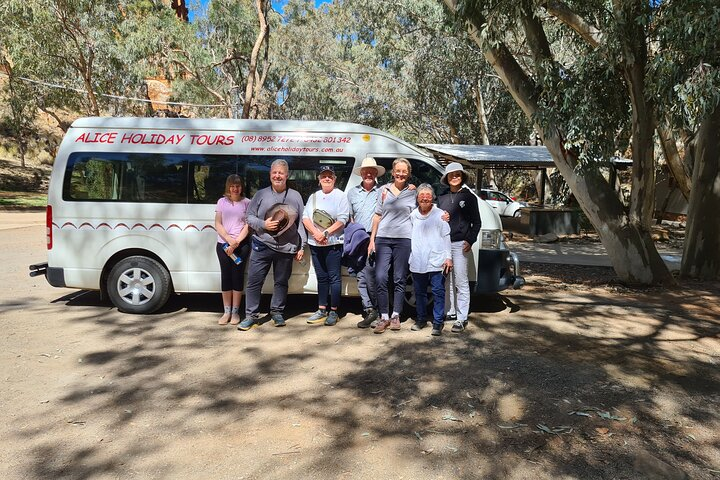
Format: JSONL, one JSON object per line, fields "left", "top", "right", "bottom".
{"left": 353, "top": 156, "right": 386, "bottom": 177}
{"left": 265, "top": 203, "right": 298, "bottom": 237}
{"left": 440, "top": 162, "right": 468, "bottom": 185}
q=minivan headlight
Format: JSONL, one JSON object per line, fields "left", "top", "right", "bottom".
{"left": 480, "top": 229, "right": 501, "bottom": 249}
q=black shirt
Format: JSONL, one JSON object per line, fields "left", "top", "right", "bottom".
{"left": 437, "top": 187, "right": 482, "bottom": 245}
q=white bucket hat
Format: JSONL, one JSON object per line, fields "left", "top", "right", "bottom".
{"left": 440, "top": 162, "right": 468, "bottom": 185}
{"left": 352, "top": 156, "right": 386, "bottom": 177}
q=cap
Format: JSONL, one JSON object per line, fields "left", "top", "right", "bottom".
{"left": 317, "top": 165, "right": 335, "bottom": 176}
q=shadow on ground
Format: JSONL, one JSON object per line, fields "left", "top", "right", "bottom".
{"left": 10, "top": 282, "right": 720, "bottom": 479}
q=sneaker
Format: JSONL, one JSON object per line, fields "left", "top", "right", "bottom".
{"left": 411, "top": 320, "right": 427, "bottom": 331}
{"left": 431, "top": 323, "right": 444, "bottom": 336}
{"left": 307, "top": 309, "right": 328, "bottom": 324}
{"left": 271, "top": 313, "right": 286, "bottom": 327}
{"left": 446, "top": 313, "right": 457, "bottom": 322}
{"left": 374, "top": 318, "right": 391, "bottom": 334}
{"left": 357, "top": 308, "right": 379, "bottom": 328}
{"left": 325, "top": 310, "right": 339, "bottom": 326}
{"left": 370, "top": 319, "right": 378, "bottom": 328}
{"left": 451, "top": 320, "right": 467, "bottom": 333}
{"left": 389, "top": 315, "right": 401, "bottom": 331}
{"left": 238, "top": 317, "right": 258, "bottom": 331}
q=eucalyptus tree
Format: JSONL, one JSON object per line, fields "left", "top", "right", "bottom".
{"left": 271, "top": 0, "right": 414, "bottom": 128}
{"left": 0, "top": 0, "right": 142, "bottom": 122}
{"left": 273, "top": 0, "right": 529, "bottom": 147}
{"left": 650, "top": 0, "right": 720, "bottom": 280}
{"left": 344, "top": 0, "right": 531, "bottom": 144}
{"left": 126, "top": 0, "right": 279, "bottom": 119}
{"left": 440, "top": 0, "right": 719, "bottom": 285}
{"left": 1, "top": 4, "right": 37, "bottom": 166}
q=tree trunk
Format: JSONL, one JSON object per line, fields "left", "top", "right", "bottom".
{"left": 473, "top": 78, "right": 496, "bottom": 187}
{"left": 5, "top": 64, "right": 28, "bottom": 167}
{"left": 534, "top": 170, "right": 546, "bottom": 204}
{"left": 242, "top": 0, "right": 269, "bottom": 119}
{"left": 658, "top": 125, "right": 691, "bottom": 200}
{"left": 443, "top": 0, "right": 674, "bottom": 285}
{"left": 681, "top": 105, "right": 720, "bottom": 280}
{"left": 616, "top": 1, "right": 656, "bottom": 231}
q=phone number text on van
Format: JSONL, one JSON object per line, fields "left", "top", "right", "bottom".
{"left": 240, "top": 135, "right": 351, "bottom": 144}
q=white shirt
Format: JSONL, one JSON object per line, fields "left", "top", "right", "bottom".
{"left": 302, "top": 188, "right": 350, "bottom": 247}
{"left": 409, "top": 205, "right": 452, "bottom": 273}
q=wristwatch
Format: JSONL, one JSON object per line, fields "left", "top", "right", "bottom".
{"left": 323, "top": 230, "right": 329, "bottom": 239}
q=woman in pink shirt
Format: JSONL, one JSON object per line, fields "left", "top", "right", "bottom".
{"left": 215, "top": 175, "right": 251, "bottom": 325}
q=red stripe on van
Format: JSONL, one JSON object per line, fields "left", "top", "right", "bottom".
{"left": 47, "top": 205, "right": 53, "bottom": 250}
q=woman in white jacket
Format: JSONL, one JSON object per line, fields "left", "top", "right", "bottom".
{"left": 409, "top": 184, "right": 453, "bottom": 336}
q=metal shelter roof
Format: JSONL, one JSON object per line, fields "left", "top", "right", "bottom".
{"left": 418, "top": 144, "right": 555, "bottom": 169}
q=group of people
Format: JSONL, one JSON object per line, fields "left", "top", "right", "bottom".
{"left": 214, "top": 157, "right": 481, "bottom": 336}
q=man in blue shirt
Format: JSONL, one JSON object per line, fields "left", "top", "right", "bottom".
{"left": 347, "top": 157, "right": 385, "bottom": 328}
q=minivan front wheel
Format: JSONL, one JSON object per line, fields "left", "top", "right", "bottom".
{"left": 107, "top": 256, "right": 171, "bottom": 314}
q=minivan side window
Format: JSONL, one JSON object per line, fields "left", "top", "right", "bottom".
{"left": 63, "top": 152, "right": 190, "bottom": 203}
{"left": 236, "top": 156, "right": 353, "bottom": 202}
{"left": 64, "top": 152, "right": 354, "bottom": 204}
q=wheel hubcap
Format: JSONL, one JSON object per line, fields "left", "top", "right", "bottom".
{"left": 117, "top": 267, "right": 155, "bottom": 306}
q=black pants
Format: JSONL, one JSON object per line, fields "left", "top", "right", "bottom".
{"left": 244, "top": 239, "right": 295, "bottom": 317}
{"left": 216, "top": 240, "right": 250, "bottom": 291}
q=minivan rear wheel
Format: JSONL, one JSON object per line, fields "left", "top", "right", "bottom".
{"left": 107, "top": 256, "right": 171, "bottom": 314}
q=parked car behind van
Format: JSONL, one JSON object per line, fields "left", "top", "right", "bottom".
{"left": 480, "top": 188, "right": 527, "bottom": 217}
{"left": 29, "top": 117, "right": 524, "bottom": 313}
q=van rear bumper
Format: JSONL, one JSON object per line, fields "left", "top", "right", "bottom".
{"left": 474, "top": 249, "right": 524, "bottom": 294}
{"left": 29, "top": 262, "right": 66, "bottom": 287}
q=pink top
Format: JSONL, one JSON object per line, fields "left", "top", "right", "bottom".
{"left": 215, "top": 196, "right": 251, "bottom": 243}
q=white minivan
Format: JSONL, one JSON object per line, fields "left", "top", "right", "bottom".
{"left": 30, "top": 117, "right": 524, "bottom": 313}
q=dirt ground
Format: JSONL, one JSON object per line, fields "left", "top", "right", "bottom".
{"left": 1, "top": 214, "right": 719, "bottom": 479}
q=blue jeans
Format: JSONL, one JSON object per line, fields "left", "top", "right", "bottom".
{"left": 375, "top": 237, "right": 411, "bottom": 316}
{"left": 412, "top": 271, "right": 446, "bottom": 327}
{"left": 356, "top": 258, "right": 377, "bottom": 311}
{"left": 310, "top": 244, "right": 342, "bottom": 309}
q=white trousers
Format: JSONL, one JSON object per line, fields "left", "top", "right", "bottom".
{"left": 446, "top": 241, "right": 471, "bottom": 321}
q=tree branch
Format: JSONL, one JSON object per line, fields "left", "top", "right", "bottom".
{"left": 541, "top": 0, "right": 606, "bottom": 48}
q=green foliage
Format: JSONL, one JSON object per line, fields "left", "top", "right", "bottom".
{"left": 0, "top": 0, "right": 146, "bottom": 117}
{"left": 272, "top": 0, "right": 530, "bottom": 144}
{"left": 650, "top": 0, "right": 720, "bottom": 131}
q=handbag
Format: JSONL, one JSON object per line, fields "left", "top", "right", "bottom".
{"left": 312, "top": 209, "right": 335, "bottom": 229}
{"left": 312, "top": 193, "right": 335, "bottom": 229}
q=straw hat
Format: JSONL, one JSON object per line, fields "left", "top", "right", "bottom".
{"left": 352, "top": 156, "right": 386, "bottom": 176}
